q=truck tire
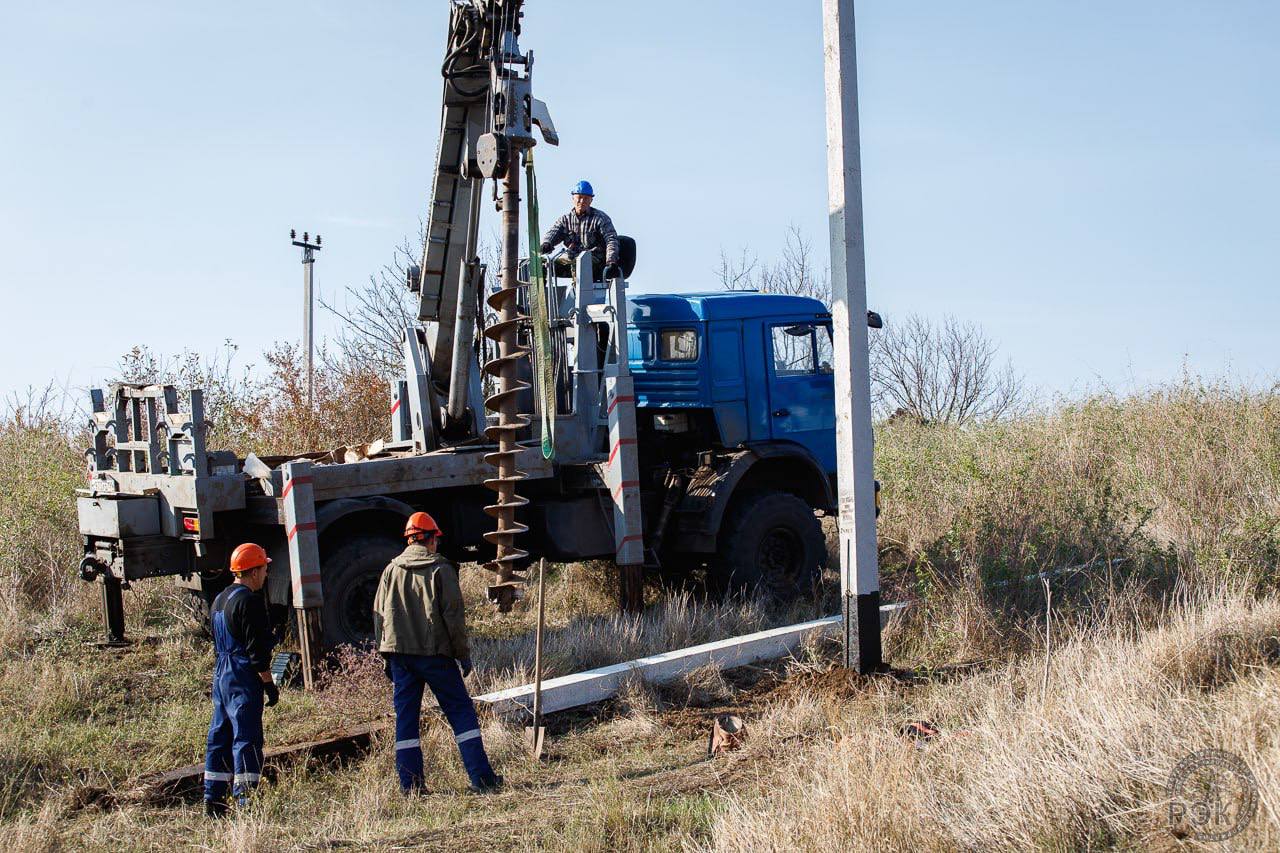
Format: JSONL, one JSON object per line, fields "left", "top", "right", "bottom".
{"left": 712, "top": 491, "right": 826, "bottom": 602}
{"left": 180, "top": 589, "right": 212, "bottom": 639}
{"left": 320, "top": 534, "right": 402, "bottom": 649}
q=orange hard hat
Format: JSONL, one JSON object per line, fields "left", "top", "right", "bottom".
{"left": 404, "top": 511, "right": 441, "bottom": 540}
{"left": 229, "top": 542, "right": 271, "bottom": 573}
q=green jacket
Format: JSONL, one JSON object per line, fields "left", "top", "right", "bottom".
{"left": 372, "top": 543, "right": 469, "bottom": 659}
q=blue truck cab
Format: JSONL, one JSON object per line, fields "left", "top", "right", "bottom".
{"left": 629, "top": 291, "right": 836, "bottom": 470}
{"left": 626, "top": 292, "right": 839, "bottom": 595}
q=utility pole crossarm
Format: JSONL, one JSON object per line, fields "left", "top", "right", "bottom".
{"left": 822, "top": 0, "right": 882, "bottom": 674}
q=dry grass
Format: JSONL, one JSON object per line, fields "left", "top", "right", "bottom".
{"left": 311, "top": 565, "right": 782, "bottom": 729}
{"left": 9, "top": 583, "right": 1276, "bottom": 851}
{"left": 2, "top": 371, "right": 1280, "bottom": 848}
{"left": 707, "top": 585, "right": 1280, "bottom": 851}
{"left": 0, "top": 391, "right": 87, "bottom": 646}
{"left": 879, "top": 375, "right": 1280, "bottom": 582}
{"left": 875, "top": 374, "right": 1280, "bottom": 662}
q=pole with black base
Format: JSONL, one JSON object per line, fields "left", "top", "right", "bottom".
{"left": 823, "top": 0, "right": 883, "bottom": 674}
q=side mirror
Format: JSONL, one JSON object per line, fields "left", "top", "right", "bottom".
{"left": 867, "top": 310, "right": 883, "bottom": 329}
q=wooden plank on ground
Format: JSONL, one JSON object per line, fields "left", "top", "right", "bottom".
{"left": 131, "top": 720, "right": 389, "bottom": 803}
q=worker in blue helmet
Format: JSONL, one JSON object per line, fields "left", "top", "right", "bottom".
{"left": 540, "top": 180, "right": 621, "bottom": 281}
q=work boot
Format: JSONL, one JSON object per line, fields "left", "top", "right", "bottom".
{"left": 204, "top": 798, "right": 229, "bottom": 819}
{"left": 469, "top": 773, "right": 504, "bottom": 795}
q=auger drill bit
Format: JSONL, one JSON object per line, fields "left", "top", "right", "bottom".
{"left": 481, "top": 163, "right": 530, "bottom": 611}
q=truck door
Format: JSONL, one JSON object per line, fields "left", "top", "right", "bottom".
{"left": 764, "top": 320, "right": 836, "bottom": 470}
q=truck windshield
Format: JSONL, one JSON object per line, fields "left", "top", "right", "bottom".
{"left": 659, "top": 329, "right": 698, "bottom": 361}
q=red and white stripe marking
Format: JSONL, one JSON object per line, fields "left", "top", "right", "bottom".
{"left": 280, "top": 462, "right": 324, "bottom": 609}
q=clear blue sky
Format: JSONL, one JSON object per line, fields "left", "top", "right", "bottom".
{"left": 1, "top": 1, "right": 1276, "bottom": 402}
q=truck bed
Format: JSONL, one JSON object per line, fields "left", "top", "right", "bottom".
{"left": 243, "top": 443, "right": 556, "bottom": 523}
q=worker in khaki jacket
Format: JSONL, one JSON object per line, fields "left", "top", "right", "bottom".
{"left": 373, "top": 511, "right": 503, "bottom": 794}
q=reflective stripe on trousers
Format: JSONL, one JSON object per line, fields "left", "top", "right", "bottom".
{"left": 204, "top": 585, "right": 265, "bottom": 805}
{"left": 388, "top": 653, "right": 495, "bottom": 791}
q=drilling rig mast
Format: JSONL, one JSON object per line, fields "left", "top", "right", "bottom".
{"left": 411, "top": 0, "right": 559, "bottom": 610}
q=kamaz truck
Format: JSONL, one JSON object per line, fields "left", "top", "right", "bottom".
{"left": 73, "top": 0, "right": 879, "bottom": 681}
{"left": 77, "top": 286, "right": 866, "bottom": 646}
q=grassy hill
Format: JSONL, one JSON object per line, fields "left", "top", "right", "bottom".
{"left": 1, "top": 375, "right": 1276, "bottom": 850}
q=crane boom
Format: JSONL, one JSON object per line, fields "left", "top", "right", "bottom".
{"left": 412, "top": 0, "right": 557, "bottom": 439}
{"left": 405, "top": 0, "right": 560, "bottom": 608}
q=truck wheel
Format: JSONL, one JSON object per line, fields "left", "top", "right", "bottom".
{"left": 320, "top": 534, "right": 401, "bottom": 649}
{"left": 180, "top": 589, "right": 212, "bottom": 639}
{"left": 712, "top": 491, "right": 826, "bottom": 602}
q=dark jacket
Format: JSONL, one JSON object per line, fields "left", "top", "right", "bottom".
{"left": 541, "top": 206, "right": 620, "bottom": 266}
{"left": 210, "top": 584, "right": 274, "bottom": 671}
{"left": 372, "top": 543, "right": 470, "bottom": 659}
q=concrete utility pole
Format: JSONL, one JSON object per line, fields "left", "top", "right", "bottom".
{"left": 291, "top": 229, "right": 322, "bottom": 408}
{"left": 822, "top": 0, "right": 883, "bottom": 674}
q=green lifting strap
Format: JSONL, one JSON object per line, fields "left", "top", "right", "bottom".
{"left": 525, "top": 152, "right": 556, "bottom": 460}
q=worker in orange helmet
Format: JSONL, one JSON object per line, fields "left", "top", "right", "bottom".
{"left": 373, "top": 511, "right": 502, "bottom": 794}
{"left": 203, "top": 542, "right": 280, "bottom": 818}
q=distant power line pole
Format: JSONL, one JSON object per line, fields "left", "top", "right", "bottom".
{"left": 822, "top": 0, "right": 882, "bottom": 674}
{"left": 291, "top": 229, "right": 322, "bottom": 409}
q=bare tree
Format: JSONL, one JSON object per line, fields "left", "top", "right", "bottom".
{"left": 870, "top": 314, "right": 1024, "bottom": 425}
{"left": 718, "top": 247, "right": 760, "bottom": 291}
{"left": 723, "top": 227, "right": 1023, "bottom": 426}
{"left": 761, "top": 225, "right": 830, "bottom": 303}
{"left": 719, "top": 226, "right": 838, "bottom": 383}
{"left": 717, "top": 225, "right": 830, "bottom": 304}
{"left": 320, "top": 230, "right": 422, "bottom": 379}
{"left": 322, "top": 227, "right": 505, "bottom": 384}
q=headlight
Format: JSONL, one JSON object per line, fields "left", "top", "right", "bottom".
{"left": 653, "top": 412, "right": 690, "bottom": 433}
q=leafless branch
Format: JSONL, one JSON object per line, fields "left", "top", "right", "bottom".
{"left": 319, "top": 228, "right": 423, "bottom": 380}
{"left": 871, "top": 314, "right": 1025, "bottom": 425}
{"left": 718, "top": 225, "right": 830, "bottom": 304}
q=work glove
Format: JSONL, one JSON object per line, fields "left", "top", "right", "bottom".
{"left": 459, "top": 657, "right": 474, "bottom": 678}
{"left": 263, "top": 679, "right": 280, "bottom": 708}
{"left": 383, "top": 656, "right": 393, "bottom": 681}
{"left": 539, "top": 242, "right": 552, "bottom": 254}
{"left": 604, "top": 263, "right": 621, "bottom": 280}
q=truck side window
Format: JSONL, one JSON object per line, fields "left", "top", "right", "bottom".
{"left": 629, "top": 330, "right": 654, "bottom": 362}
{"left": 816, "top": 324, "right": 834, "bottom": 374}
{"left": 771, "top": 324, "right": 817, "bottom": 376}
{"left": 660, "top": 329, "right": 698, "bottom": 361}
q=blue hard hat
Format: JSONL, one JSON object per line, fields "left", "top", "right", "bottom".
{"left": 571, "top": 180, "right": 594, "bottom": 196}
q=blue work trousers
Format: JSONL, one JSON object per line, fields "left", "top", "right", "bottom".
{"left": 389, "top": 653, "right": 495, "bottom": 792}
{"left": 204, "top": 589, "right": 265, "bottom": 805}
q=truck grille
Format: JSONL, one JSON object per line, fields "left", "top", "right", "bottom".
{"left": 633, "top": 367, "right": 701, "bottom": 404}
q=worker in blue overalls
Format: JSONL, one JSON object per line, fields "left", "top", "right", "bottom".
{"left": 203, "top": 542, "right": 280, "bottom": 817}
{"left": 373, "top": 511, "right": 503, "bottom": 794}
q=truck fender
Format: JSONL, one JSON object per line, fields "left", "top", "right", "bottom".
{"left": 264, "top": 496, "right": 415, "bottom": 607}
{"left": 672, "top": 444, "right": 834, "bottom": 553}
{"left": 744, "top": 442, "right": 836, "bottom": 510}
{"left": 315, "top": 496, "right": 417, "bottom": 543}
